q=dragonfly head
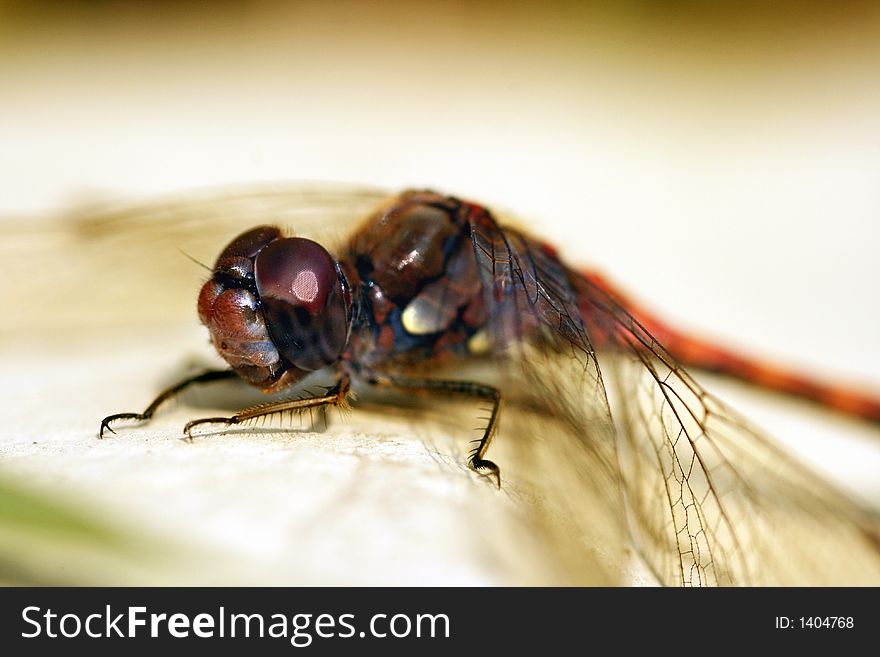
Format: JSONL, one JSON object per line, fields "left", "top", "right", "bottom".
{"left": 198, "top": 226, "right": 352, "bottom": 391}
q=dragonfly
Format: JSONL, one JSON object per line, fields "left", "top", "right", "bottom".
{"left": 97, "top": 187, "right": 880, "bottom": 586}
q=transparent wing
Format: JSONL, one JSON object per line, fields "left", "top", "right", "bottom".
{"left": 576, "top": 276, "right": 880, "bottom": 585}
{"left": 468, "top": 206, "right": 880, "bottom": 586}
{"left": 468, "top": 209, "right": 633, "bottom": 580}
{"left": 3, "top": 184, "right": 389, "bottom": 336}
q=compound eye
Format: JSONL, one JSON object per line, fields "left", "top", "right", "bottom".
{"left": 217, "top": 225, "right": 283, "bottom": 262}
{"left": 254, "top": 237, "right": 338, "bottom": 312}
{"left": 254, "top": 238, "right": 350, "bottom": 371}
{"left": 213, "top": 225, "right": 282, "bottom": 281}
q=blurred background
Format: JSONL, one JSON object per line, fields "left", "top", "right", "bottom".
{"left": 1, "top": 0, "right": 879, "bottom": 584}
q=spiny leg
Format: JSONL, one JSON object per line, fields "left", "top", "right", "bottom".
{"left": 366, "top": 372, "right": 502, "bottom": 487}
{"left": 99, "top": 369, "right": 238, "bottom": 438}
{"left": 183, "top": 375, "right": 351, "bottom": 440}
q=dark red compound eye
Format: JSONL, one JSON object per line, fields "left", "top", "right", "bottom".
{"left": 213, "top": 225, "right": 282, "bottom": 282}
{"left": 254, "top": 237, "right": 351, "bottom": 371}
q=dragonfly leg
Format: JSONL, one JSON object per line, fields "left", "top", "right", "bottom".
{"left": 183, "top": 375, "right": 351, "bottom": 440}
{"left": 365, "top": 372, "right": 502, "bottom": 487}
{"left": 99, "top": 369, "right": 238, "bottom": 439}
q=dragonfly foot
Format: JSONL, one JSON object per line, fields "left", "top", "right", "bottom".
{"left": 183, "top": 416, "right": 240, "bottom": 440}
{"left": 98, "top": 413, "right": 146, "bottom": 439}
{"left": 470, "top": 457, "right": 501, "bottom": 488}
